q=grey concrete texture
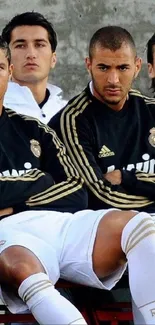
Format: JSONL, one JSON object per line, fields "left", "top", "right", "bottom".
{"left": 0, "top": 0, "right": 155, "bottom": 99}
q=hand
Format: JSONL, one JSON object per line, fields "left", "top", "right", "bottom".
{"left": 0, "top": 207, "right": 13, "bottom": 217}
{"left": 103, "top": 170, "right": 122, "bottom": 185}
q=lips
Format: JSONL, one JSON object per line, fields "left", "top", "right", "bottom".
{"left": 24, "top": 63, "right": 38, "bottom": 67}
{"left": 105, "top": 88, "right": 121, "bottom": 92}
{"left": 105, "top": 88, "right": 121, "bottom": 95}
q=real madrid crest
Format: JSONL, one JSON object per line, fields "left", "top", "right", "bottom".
{"left": 30, "top": 139, "right": 41, "bottom": 158}
{"left": 148, "top": 128, "right": 155, "bottom": 147}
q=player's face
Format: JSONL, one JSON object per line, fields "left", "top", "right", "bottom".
{"left": 85, "top": 43, "right": 142, "bottom": 111}
{"left": 0, "top": 49, "right": 12, "bottom": 112}
{"left": 9, "top": 25, "right": 56, "bottom": 85}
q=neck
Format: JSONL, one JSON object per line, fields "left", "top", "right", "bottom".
{"left": 12, "top": 78, "right": 48, "bottom": 104}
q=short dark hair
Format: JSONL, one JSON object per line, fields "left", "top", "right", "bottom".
{"left": 2, "top": 11, "right": 57, "bottom": 52}
{"left": 0, "top": 36, "right": 11, "bottom": 65}
{"left": 147, "top": 33, "right": 155, "bottom": 64}
{"left": 89, "top": 26, "right": 136, "bottom": 59}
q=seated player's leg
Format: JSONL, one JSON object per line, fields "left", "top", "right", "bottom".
{"left": 0, "top": 246, "right": 87, "bottom": 325}
{"left": 121, "top": 211, "right": 155, "bottom": 324}
{"left": 92, "top": 210, "right": 136, "bottom": 277}
{"left": 94, "top": 210, "right": 155, "bottom": 325}
{"left": 60, "top": 209, "right": 133, "bottom": 289}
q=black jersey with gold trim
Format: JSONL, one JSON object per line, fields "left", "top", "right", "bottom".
{"left": 49, "top": 86, "right": 155, "bottom": 212}
{"left": 0, "top": 107, "right": 88, "bottom": 212}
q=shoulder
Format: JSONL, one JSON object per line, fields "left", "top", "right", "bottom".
{"left": 129, "top": 89, "right": 155, "bottom": 120}
{"left": 49, "top": 89, "right": 91, "bottom": 135}
{"left": 47, "top": 83, "right": 67, "bottom": 104}
{"left": 5, "top": 81, "right": 23, "bottom": 93}
{"left": 5, "top": 107, "right": 57, "bottom": 140}
{"left": 5, "top": 107, "right": 43, "bottom": 130}
{"left": 47, "top": 83, "right": 63, "bottom": 96}
{"left": 5, "top": 107, "right": 37, "bottom": 122}
{"left": 4, "top": 82, "right": 30, "bottom": 102}
{"left": 129, "top": 88, "right": 155, "bottom": 105}
{"left": 61, "top": 88, "right": 91, "bottom": 118}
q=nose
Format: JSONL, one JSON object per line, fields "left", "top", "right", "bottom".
{"left": 107, "top": 71, "right": 119, "bottom": 84}
{"left": 25, "top": 45, "right": 37, "bottom": 59}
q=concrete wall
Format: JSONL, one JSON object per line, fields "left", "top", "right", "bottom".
{"left": 0, "top": 0, "right": 155, "bottom": 99}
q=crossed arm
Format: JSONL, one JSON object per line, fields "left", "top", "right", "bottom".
{"left": 0, "top": 123, "right": 88, "bottom": 215}
{"left": 58, "top": 109, "right": 155, "bottom": 209}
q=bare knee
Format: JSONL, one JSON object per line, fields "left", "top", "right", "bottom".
{"left": 0, "top": 246, "right": 45, "bottom": 288}
{"left": 102, "top": 209, "right": 137, "bottom": 236}
{"left": 93, "top": 210, "right": 138, "bottom": 277}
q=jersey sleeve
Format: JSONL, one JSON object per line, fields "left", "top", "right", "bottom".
{"left": 0, "top": 169, "right": 55, "bottom": 209}
{"left": 122, "top": 169, "right": 155, "bottom": 200}
{"left": 59, "top": 106, "right": 153, "bottom": 210}
{"left": 25, "top": 122, "right": 88, "bottom": 212}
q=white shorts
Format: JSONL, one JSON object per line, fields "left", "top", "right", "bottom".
{"left": 0, "top": 208, "right": 127, "bottom": 313}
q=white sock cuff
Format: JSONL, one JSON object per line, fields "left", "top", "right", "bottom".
{"left": 18, "top": 272, "right": 52, "bottom": 303}
{"left": 121, "top": 212, "right": 154, "bottom": 255}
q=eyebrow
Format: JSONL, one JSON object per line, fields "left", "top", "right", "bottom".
{"left": 97, "top": 63, "right": 131, "bottom": 68}
{"left": 12, "top": 38, "right": 48, "bottom": 45}
{"left": 97, "top": 63, "right": 110, "bottom": 68}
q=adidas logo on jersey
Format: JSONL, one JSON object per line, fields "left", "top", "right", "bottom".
{"left": 98, "top": 145, "right": 115, "bottom": 158}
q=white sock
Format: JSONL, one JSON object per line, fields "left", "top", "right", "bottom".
{"left": 18, "top": 272, "right": 87, "bottom": 325}
{"left": 121, "top": 212, "right": 155, "bottom": 324}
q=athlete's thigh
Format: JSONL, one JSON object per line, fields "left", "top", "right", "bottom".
{"left": 60, "top": 209, "right": 109, "bottom": 286}
{"left": 60, "top": 209, "right": 132, "bottom": 290}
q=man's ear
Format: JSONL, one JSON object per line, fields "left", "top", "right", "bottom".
{"left": 148, "top": 63, "right": 155, "bottom": 78}
{"left": 51, "top": 52, "right": 57, "bottom": 69}
{"left": 134, "top": 57, "right": 142, "bottom": 79}
{"left": 9, "top": 64, "right": 13, "bottom": 80}
{"left": 85, "top": 57, "right": 92, "bottom": 75}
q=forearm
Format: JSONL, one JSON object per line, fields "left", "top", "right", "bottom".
{"left": 0, "top": 169, "right": 55, "bottom": 209}
{"left": 60, "top": 114, "right": 151, "bottom": 208}
{"left": 26, "top": 179, "right": 88, "bottom": 212}
{"left": 122, "top": 169, "right": 155, "bottom": 200}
